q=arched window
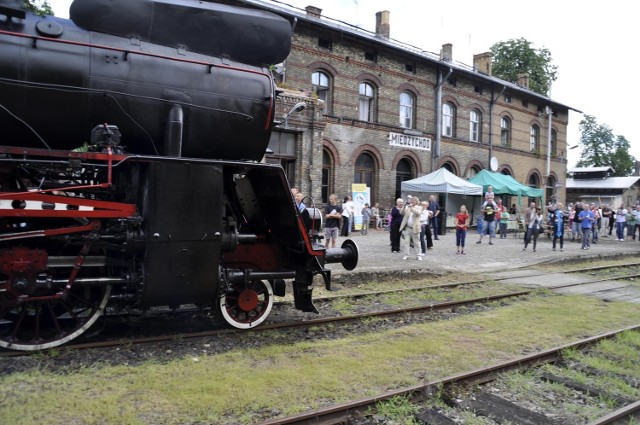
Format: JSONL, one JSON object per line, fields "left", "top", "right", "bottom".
{"left": 530, "top": 125, "right": 540, "bottom": 152}
{"left": 359, "top": 82, "right": 375, "bottom": 122}
{"left": 467, "top": 165, "right": 481, "bottom": 179}
{"left": 470, "top": 110, "right": 481, "bottom": 142}
{"left": 500, "top": 117, "right": 511, "bottom": 146}
{"left": 395, "top": 158, "right": 414, "bottom": 199}
{"left": 442, "top": 103, "right": 455, "bottom": 137}
{"left": 312, "top": 71, "right": 330, "bottom": 114}
{"left": 528, "top": 173, "right": 540, "bottom": 204}
{"left": 550, "top": 129, "right": 557, "bottom": 156}
{"left": 399, "top": 92, "right": 414, "bottom": 129}
{"left": 546, "top": 175, "right": 556, "bottom": 204}
{"left": 321, "top": 148, "right": 334, "bottom": 203}
{"left": 442, "top": 162, "right": 456, "bottom": 173}
{"left": 354, "top": 152, "right": 376, "bottom": 197}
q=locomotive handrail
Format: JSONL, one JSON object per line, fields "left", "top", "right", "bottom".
{"left": 0, "top": 146, "right": 292, "bottom": 169}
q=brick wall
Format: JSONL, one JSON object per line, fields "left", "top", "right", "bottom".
{"left": 270, "top": 10, "right": 568, "bottom": 207}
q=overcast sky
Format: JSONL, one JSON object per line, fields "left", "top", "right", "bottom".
{"left": 48, "top": 0, "right": 639, "bottom": 166}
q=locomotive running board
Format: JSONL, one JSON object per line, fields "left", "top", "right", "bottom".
{"left": 0, "top": 192, "right": 136, "bottom": 218}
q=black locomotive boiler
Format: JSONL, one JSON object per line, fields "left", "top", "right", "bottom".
{"left": 0, "top": 0, "right": 358, "bottom": 350}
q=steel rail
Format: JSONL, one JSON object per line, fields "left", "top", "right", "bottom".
{"left": 3, "top": 261, "right": 639, "bottom": 356}
{"left": 255, "top": 324, "right": 640, "bottom": 425}
{"left": 0, "top": 289, "right": 533, "bottom": 357}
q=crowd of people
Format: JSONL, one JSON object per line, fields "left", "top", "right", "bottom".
{"left": 545, "top": 201, "right": 640, "bottom": 249}
{"left": 371, "top": 194, "right": 443, "bottom": 260}
{"left": 293, "top": 186, "right": 640, "bottom": 259}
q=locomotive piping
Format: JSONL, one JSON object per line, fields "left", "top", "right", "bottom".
{"left": 0, "top": 28, "right": 275, "bottom": 78}
{"left": 0, "top": 101, "right": 50, "bottom": 149}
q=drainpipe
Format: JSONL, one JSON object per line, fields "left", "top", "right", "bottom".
{"left": 433, "top": 66, "right": 453, "bottom": 170}
{"left": 488, "top": 85, "right": 506, "bottom": 168}
{"left": 545, "top": 105, "right": 553, "bottom": 205}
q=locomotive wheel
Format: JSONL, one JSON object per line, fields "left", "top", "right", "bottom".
{"left": 219, "top": 280, "right": 273, "bottom": 329}
{"left": 0, "top": 285, "right": 111, "bottom": 351}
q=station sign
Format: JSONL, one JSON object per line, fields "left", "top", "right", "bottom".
{"left": 388, "top": 132, "right": 431, "bottom": 151}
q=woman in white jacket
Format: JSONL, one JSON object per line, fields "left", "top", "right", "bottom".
{"left": 341, "top": 195, "right": 354, "bottom": 237}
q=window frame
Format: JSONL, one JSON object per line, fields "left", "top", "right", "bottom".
{"left": 530, "top": 125, "right": 540, "bottom": 152}
{"left": 442, "top": 103, "right": 455, "bottom": 137}
{"left": 358, "top": 82, "right": 376, "bottom": 122}
{"left": 399, "top": 91, "right": 414, "bottom": 129}
{"left": 321, "top": 148, "right": 334, "bottom": 204}
{"left": 312, "top": 70, "right": 331, "bottom": 114}
{"left": 500, "top": 116, "right": 511, "bottom": 146}
{"left": 470, "top": 110, "right": 481, "bottom": 142}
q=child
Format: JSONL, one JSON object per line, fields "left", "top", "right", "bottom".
{"left": 361, "top": 203, "right": 372, "bottom": 235}
{"left": 500, "top": 208, "right": 510, "bottom": 239}
{"left": 480, "top": 185, "right": 497, "bottom": 210}
{"left": 456, "top": 205, "right": 470, "bottom": 254}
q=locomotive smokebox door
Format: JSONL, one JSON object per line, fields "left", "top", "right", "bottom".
{"left": 141, "top": 161, "right": 223, "bottom": 307}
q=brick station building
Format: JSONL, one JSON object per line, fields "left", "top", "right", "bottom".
{"left": 227, "top": 0, "right": 577, "bottom": 213}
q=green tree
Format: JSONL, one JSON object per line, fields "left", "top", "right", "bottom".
{"left": 490, "top": 38, "right": 558, "bottom": 96}
{"left": 576, "top": 114, "right": 635, "bottom": 176}
{"left": 24, "top": 0, "right": 53, "bottom": 16}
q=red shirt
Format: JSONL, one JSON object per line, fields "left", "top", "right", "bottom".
{"left": 456, "top": 213, "right": 469, "bottom": 230}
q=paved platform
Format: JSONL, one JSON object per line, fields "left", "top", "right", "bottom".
{"left": 327, "top": 229, "right": 640, "bottom": 276}
{"left": 326, "top": 228, "right": 640, "bottom": 303}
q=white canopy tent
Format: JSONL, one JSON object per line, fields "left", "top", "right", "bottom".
{"left": 401, "top": 168, "right": 483, "bottom": 196}
{"left": 401, "top": 168, "right": 483, "bottom": 230}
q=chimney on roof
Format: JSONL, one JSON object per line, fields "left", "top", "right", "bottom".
{"left": 440, "top": 43, "right": 452, "bottom": 61}
{"left": 473, "top": 52, "right": 492, "bottom": 75}
{"left": 305, "top": 6, "right": 322, "bottom": 18}
{"left": 375, "top": 11, "right": 390, "bottom": 38}
{"left": 517, "top": 73, "right": 530, "bottom": 89}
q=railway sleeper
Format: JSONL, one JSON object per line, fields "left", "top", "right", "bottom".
{"left": 575, "top": 364, "right": 640, "bottom": 388}
{"left": 539, "top": 371, "right": 635, "bottom": 406}
{"left": 452, "top": 392, "right": 558, "bottom": 425}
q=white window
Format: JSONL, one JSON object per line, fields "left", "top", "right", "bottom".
{"left": 470, "top": 110, "right": 480, "bottom": 142}
{"left": 359, "top": 82, "right": 375, "bottom": 122}
{"left": 312, "top": 71, "right": 330, "bottom": 114}
{"left": 530, "top": 125, "right": 540, "bottom": 151}
{"left": 500, "top": 117, "right": 511, "bottom": 145}
{"left": 399, "top": 92, "right": 414, "bottom": 128}
{"left": 442, "top": 103, "right": 454, "bottom": 137}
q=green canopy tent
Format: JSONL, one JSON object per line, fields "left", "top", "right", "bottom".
{"left": 469, "top": 169, "right": 543, "bottom": 199}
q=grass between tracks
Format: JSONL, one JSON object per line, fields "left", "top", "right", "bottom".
{"left": 3, "top": 294, "right": 640, "bottom": 425}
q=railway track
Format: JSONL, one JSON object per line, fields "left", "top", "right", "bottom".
{"left": 3, "top": 261, "right": 640, "bottom": 357}
{"left": 255, "top": 325, "right": 640, "bottom": 424}
{"left": 0, "top": 284, "right": 532, "bottom": 357}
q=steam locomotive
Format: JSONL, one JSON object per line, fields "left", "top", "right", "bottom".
{"left": 0, "top": 0, "right": 358, "bottom": 350}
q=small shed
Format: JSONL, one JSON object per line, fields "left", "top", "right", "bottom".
{"left": 566, "top": 167, "right": 640, "bottom": 207}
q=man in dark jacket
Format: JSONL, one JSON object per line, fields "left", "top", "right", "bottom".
{"left": 428, "top": 195, "right": 441, "bottom": 240}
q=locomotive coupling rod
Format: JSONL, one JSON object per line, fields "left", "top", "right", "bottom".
{"left": 51, "top": 277, "right": 127, "bottom": 286}
{"left": 324, "top": 239, "right": 359, "bottom": 271}
{"left": 225, "top": 270, "right": 295, "bottom": 284}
